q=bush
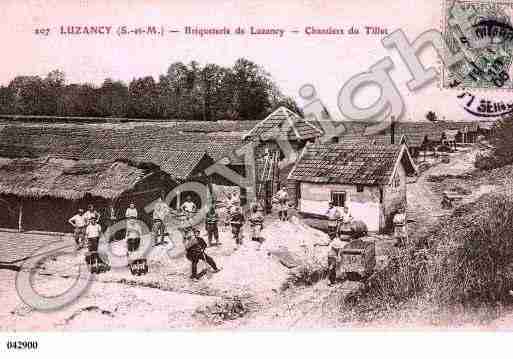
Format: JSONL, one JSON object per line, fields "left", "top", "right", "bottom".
{"left": 429, "top": 194, "right": 513, "bottom": 306}
{"left": 346, "top": 193, "right": 513, "bottom": 315}
{"left": 282, "top": 258, "right": 327, "bottom": 290}
{"left": 474, "top": 153, "right": 507, "bottom": 171}
{"left": 475, "top": 116, "right": 513, "bottom": 170}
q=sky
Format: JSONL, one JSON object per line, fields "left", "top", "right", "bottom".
{"left": 1, "top": 0, "right": 512, "bottom": 122}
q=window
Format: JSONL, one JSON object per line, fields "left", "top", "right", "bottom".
{"left": 331, "top": 191, "right": 346, "bottom": 207}
{"left": 331, "top": 136, "right": 339, "bottom": 144}
{"left": 356, "top": 185, "right": 364, "bottom": 193}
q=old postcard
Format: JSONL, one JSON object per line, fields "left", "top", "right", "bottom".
{"left": 1, "top": 0, "right": 513, "bottom": 355}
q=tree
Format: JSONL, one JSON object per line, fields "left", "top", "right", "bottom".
{"left": 59, "top": 84, "right": 101, "bottom": 117}
{"left": 426, "top": 111, "right": 437, "bottom": 123}
{"left": 128, "top": 76, "right": 160, "bottom": 118}
{"left": 0, "top": 86, "right": 15, "bottom": 114}
{"left": 0, "top": 61, "right": 301, "bottom": 121}
{"left": 230, "top": 58, "right": 275, "bottom": 121}
{"left": 9, "top": 76, "right": 44, "bottom": 115}
{"left": 96, "top": 79, "right": 128, "bottom": 117}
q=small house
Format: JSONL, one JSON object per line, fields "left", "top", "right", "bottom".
{"left": 288, "top": 143, "right": 417, "bottom": 233}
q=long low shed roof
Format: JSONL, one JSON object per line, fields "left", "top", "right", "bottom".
{"left": 0, "top": 126, "right": 245, "bottom": 178}
{"left": 0, "top": 157, "right": 151, "bottom": 200}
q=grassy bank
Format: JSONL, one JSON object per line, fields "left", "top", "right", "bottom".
{"left": 343, "top": 192, "right": 513, "bottom": 324}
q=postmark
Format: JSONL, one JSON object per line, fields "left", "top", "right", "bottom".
{"left": 457, "top": 91, "right": 513, "bottom": 117}
{"left": 443, "top": 0, "right": 513, "bottom": 89}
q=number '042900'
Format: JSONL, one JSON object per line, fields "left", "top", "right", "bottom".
{"left": 6, "top": 340, "right": 38, "bottom": 350}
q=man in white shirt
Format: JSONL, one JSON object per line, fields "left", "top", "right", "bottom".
{"left": 84, "top": 204, "right": 100, "bottom": 225}
{"left": 327, "top": 236, "right": 346, "bottom": 286}
{"left": 276, "top": 188, "right": 289, "bottom": 221}
{"left": 68, "top": 208, "right": 86, "bottom": 249}
{"left": 325, "top": 202, "right": 341, "bottom": 239}
{"left": 153, "top": 196, "right": 170, "bottom": 245}
{"left": 125, "top": 202, "right": 138, "bottom": 219}
{"left": 339, "top": 206, "right": 353, "bottom": 235}
{"left": 85, "top": 216, "right": 102, "bottom": 253}
{"left": 180, "top": 196, "right": 197, "bottom": 220}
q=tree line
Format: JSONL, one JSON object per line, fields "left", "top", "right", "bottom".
{"left": 0, "top": 58, "right": 300, "bottom": 121}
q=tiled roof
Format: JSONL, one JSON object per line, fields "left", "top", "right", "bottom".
{"left": 244, "top": 106, "right": 323, "bottom": 141}
{"left": 288, "top": 143, "right": 416, "bottom": 185}
{"left": 319, "top": 120, "right": 481, "bottom": 147}
{"left": 436, "top": 121, "right": 480, "bottom": 132}
{"left": 0, "top": 126, "right": 244, "bottom": 179}
{"left": 177, "top": 120, "right": 260, "bottom": 134}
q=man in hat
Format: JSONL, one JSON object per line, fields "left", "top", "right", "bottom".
{"left": 181, "top": 195, "right": 197, "bottom": 221}
{"left": 152, "top": 195, "right": 170, "bottom": 246}
{"left": 249, "top": 204, "right": 265, "bottom": 250}
{"left": 85, "top": 216, "right": 102, "bottom": 254}
{"left": 183, "top": 226, "right": 220, "bottom": 280}
{"left": 229, "top": 202, "right": 245, "bottom": 247}
{"left": 205, "top": 206, "right": 220, "bottom": 246}
{"left": 84, "top": 204, "right": 100, "bottom": 225}
{"left": 68, "top": 208, "right": 86, "bottom": 249}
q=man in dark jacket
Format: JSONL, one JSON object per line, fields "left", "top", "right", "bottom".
{"left": 229, "top": 204, "right": 245, "bottom": 247}
{"left": 183, "top": 227, "right": 220, "bottom": 280}
{"left": 205, "top": 206, "right": 220, "bottom": 246}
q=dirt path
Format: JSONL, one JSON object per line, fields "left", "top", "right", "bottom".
{"left": 407, "top": 148, "right": 479, "bottom": 239}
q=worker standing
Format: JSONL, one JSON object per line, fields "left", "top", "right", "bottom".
{"left": 205, "top": 206, "right": 220, "bottom": 246}
{"left": 276, "top": 188, "right": 289, "bottom": 221}
{"left": 125, "top": 202, "right": 138, "bottom": 220}
{"left": 393, "top": 207, "right": 407, "bottom": 247}
{"left": 68, "top": 208, "right": 86, "bottom": 249}
{"left": 325, "top": 202, "right": 341, "bottom": 240}
{"left": 338, "top": 206, "right": 353, "bottom": 236}
{"left": 181, "top": 195, "right": 197, "bottom": 222}
{"left": 327, "top": 236, "right": 345, "bottom": 286}
{"left": 249, "top": 204, "right": 265, "bottom": 250}
{"left": 85, "top": 216, "right": 102, "bottom": 259}
{"left": 84, "top": 204, "right": 100, "bottom": 225}
{"left": 152, "top": 196, "right": 170, "bottom": 246}
{"left": 229, "top": 203, "right": 245, "bottom": 248}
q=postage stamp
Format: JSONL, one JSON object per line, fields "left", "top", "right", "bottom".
{"left": 443, "top": 0, "right": 513, "bottom": 89}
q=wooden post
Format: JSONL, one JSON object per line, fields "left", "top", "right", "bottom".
{"left": 176, "top": 190, "right": 181, "bottom": 211}
{"left": 18, "top": 200, "right": 23, "bottom": 233}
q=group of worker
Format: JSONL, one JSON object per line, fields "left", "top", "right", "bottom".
{"left": 67, "top": 191, "right": 362, "bottom": 284}
{"left": 66, "top": 192, "right": 273, "bottom": 280}
{"left": 68, "top": 204, "right": 102, "bottom": 252}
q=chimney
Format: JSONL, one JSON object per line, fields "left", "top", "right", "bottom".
{"left": 390, "top": 116, "right": 396, "bottom": 144}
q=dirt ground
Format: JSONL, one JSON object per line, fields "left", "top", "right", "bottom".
{"left": 0, "top": 144, "right": 508, "bottom": 330}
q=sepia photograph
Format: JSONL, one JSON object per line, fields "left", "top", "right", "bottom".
{"left": 0, "top": 0, "right": 513, "bottom": 357}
